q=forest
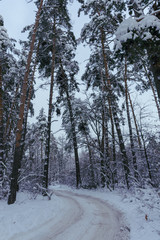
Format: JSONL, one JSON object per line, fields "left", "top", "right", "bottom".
{"left": 0, "top": 0, "right": 160, "bottom": 205}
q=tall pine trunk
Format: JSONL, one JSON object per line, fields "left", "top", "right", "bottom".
{"left": 17, "top": 43, "right": 40, "bottom": 188}
{"left": 100, "top": 28, "right": 130, "bottom": 188}
{"left": 43, "top": 21, "right": 56, "bottom": 193}
{"left": 79, "top": 116, "right": 95, "bottom": 187}
{"left": 124, "top": 59, "right": 138, "bottom": 181}
{"left": 128, "top": 91, "right": 142, "bottom": 149}
{"left": 8, "top": 0, "right": 44, "bottom": 204}
{"left": 101, "top": 105, "right": 107, "bottom": 187}
{"left": 85, "top": 134, "right": 95, "bottom": 187}
{"left": 60, "top": 63, "right": 81, "bottom": 188}
{"left": 0, "top": 61, "right": 4, "bottom": 191}
{"left": 66, "top": 89, "right": 81, "bottom": 188}
{"left": 140, "top": 130, "right": 152, "bottom": 181}
{"left": 127, "top": 91, "right": 152, "bottom": 183}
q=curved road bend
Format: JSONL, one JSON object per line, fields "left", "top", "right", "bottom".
{"left": 10, "top": 190, "right": 126, "bottom": 240}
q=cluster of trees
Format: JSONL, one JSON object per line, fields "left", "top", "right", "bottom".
{"left": 0, "top": 0, "right": 160, "bottom": 204}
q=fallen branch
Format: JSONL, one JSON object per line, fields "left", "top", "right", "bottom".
{"left": 36, "top": 183, "right": 54, "bottom": 200}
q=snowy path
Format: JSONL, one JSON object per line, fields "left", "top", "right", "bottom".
{"left": 10, "top": 190, "right": 122, "bottom": 240}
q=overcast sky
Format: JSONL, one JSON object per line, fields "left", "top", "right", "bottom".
{"left": 0, "top": 0, "right": 36, "bottom": 43}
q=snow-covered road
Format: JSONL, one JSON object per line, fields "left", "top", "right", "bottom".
{"left": 10, "top": 190, "right": 123, "bottom": 240}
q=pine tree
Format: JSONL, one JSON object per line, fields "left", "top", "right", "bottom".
{"left": 0, "top": 15, "right": 13, "bottom": 197}
{"left": 34, "top": 0, "right": 80, "bottom": 192}
{"left": 8, "top": 0, "right": 44, "bottom": 204}
{"left": 115, "top": 0, "right": 160, "bottom": 101}
{"left": 56, "top": 60, "right": 81, "bottom": 188}
{"left": 124, "top": 58, "right": 138, "bottom": 180}
{"left": 79, "top": 0, "right": 130, "bottom": 187}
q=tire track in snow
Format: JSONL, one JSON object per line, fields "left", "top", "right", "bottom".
{"left": 10, "top": 190, "right": 128, "bottom": 240}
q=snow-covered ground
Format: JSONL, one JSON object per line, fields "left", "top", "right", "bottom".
{"left": 0, "top": 185, "right": 160, "bottom": 240}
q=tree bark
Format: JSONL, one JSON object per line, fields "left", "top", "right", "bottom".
{"left": 8, "top": 0, "right": 44, "bottom": 204}
{"left": 100, "top": 28, "right": 130, "bottom": 188}
{"left": 124, "top": 59, "right": 138, "bottom": 181}
{"left": 59, "top": 63, "right": 81, "bottom": 188}
{"left": 0, "top": 61, "right": 4, "bottom": 191}
{"left": 140, "top": 129, "right": 152, "bottom": 181}
{"left": 43, "top": 21, "right": 56, "bottom": 194}
{"left": 66, "top": 89, "right": 81, "bottom": 188}
{"left": 101, "top": 106, "right": 106, "bottom": 187}
{"left": 128, "top": 91, "right": 142, "bottom": 149}
{"left": 86, "top": 135, "right": 95, "bottom": 187}
{"left": 81, "top": 122, "right": 95, "bottom": 187}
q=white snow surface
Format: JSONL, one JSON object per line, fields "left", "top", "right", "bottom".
{"left": 115, "top": 15, "right": 160, "bottom": 51}
{"left": 0, "top": 185, "right": 160, "bottom": 240}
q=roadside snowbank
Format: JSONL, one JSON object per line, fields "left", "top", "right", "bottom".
{"left": 0, "top": 192, "right": 64, "bottom": 240}
{"left": 0, "top": 185, "right": 160, "bottom": 240}
{"left": 72, "top": 186, "right": 160, "bottom": 240}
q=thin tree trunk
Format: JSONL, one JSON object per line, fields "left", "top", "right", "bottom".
{"left": 0, "top": 61, "right": 4, "bottom": 191}
{"left": 107, "top": 96, "right": 117, "bottom": 186}
{"left": 60, "top": 63, "right": 81, "bottom": 188}
{"left": 124, "top": 59, "right": 138, "bottom": 181}
{"left": 140, "top": 129, "right": 152, "bottom": 181}
{"left": 112, "top": 107, "right": 130, "bottom": 188}
{"left": 100, "top": 28, "right": 130, "bottom": 188}
{"left": 81, "top": 121, "right": 95, "bottom": 187}
{"left": 43, "top": 21, "right": 56, "bottom": 194}
{"left": 101, "top": 106, "right": 106, "bottom": 187}
{"left": 66, "top": 89, "right": 81, "bottom": 188}
{"left": 86, "top": 135, "right": 95, "bottom": 187}
{"left": 8, "top": 0, "right": 44, "bottom": 204}
{"left": 128, "top": 91, "right": 142, "bottom": 149}
{"left": 127, "top": 90, "right": 151, "bottom": 182}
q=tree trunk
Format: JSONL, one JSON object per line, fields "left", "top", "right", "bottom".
{"left": 66, "top": 90, "right": 81, "bottom": 188}
{"left": 8, "top": 0, "right": 44, "bottom": 205}
{"left": 79, "top": 114, "right": 95, "bottom": 187}
{"left": 101, "top": 106, "right": 106, "bottom": 187}
{"left": 0, "top": 61, "right": 4, "bottom": 191}
{"left": 43, "top": 21, "right": 56, "bottom": 194}
{"left": 26, "top": 41, "right": 40, "bottom": 117}
{"left": 140, "top": 129, "right": 152, "bottom": 181}
{"left": 124, "top": 59, "right": 138, "bottom": 181}
{"left": 60, "top": 63, "right": 81, "bottom": 188}
{"left": 84, "top": 129, "right": 95, "bottom": 187}
{"left": 100, "top": 28, "right": 130, "bottom": 188}
{"left": 128, "top": 91, "right": 142, "bottom": 149}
